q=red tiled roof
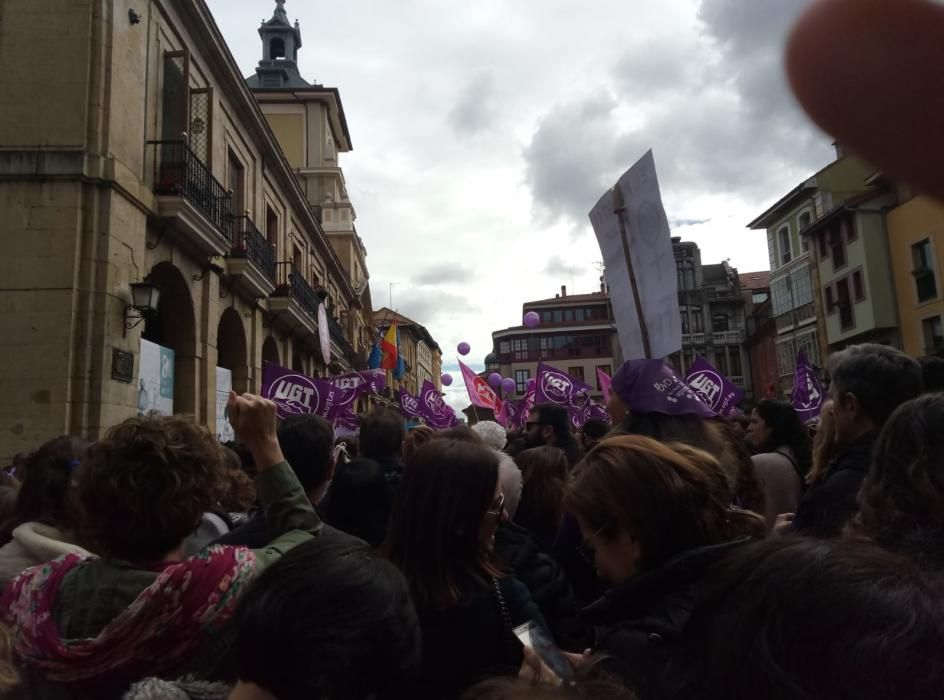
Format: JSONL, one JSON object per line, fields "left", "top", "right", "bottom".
{"left": 739, "top": 271, "right": 770, "bottom": 290}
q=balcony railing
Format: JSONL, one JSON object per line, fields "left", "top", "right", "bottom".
{"left": 713, "top": 330, "right": 744, "bottom": 344}
{"left": 273, "top": 262, "right": 320, "bottom": 319}
{"left": 682, "top": 333, "right": 706, "bottom": 346}
{"left": 149, "top": 140, "right": 232, "bottom": 242}
{"left": 230, "top": 216, "right": 276, "bottom": 282}
{"left": 327, "top": 314, "right": 361, "bottom": 368}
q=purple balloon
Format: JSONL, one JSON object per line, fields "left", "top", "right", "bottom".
{"left": 524, "top": 311, "right": 540, "bottom": 328}
{"left": 502, "top": 377, "right": 517, "bottom": 395}
{"left": 441, "top": 373, "right": 453, "bottom": 387}
{"left": 488, "top": 372, "right": 503, "bottom": 390}
{"left": 457, "top": 342, "right": 471, "bottom": 356}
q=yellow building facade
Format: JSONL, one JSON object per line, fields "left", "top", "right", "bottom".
{"left": 0, "top": 0, "right": 370, "bottom": 459}
{"left": 887, "top": 193, "right": 944, "bottom": 356}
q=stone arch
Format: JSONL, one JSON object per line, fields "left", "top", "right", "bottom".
{"left": 217, "top": 308, "right": 249, "bottom": 393}
{"left": 142, "top": 261, "right": 197, "bottom": 415}
{"left": 262, "top": 336, "right": 280, "bottom": 368}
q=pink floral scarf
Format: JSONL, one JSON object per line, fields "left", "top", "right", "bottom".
{"left": 1, "top": 545, "right": 257, "bottom": 685}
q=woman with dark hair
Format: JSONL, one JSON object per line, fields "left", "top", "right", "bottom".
{"left": 849, "top": 394, "right": 944, "bottom": 569}
{"left": 514, "top": 447, "right": 569, "bottom": 551}
{"left": 0, "top": 435, "right": 91, "bottom": 586}
{"left": 1, "top": 394, "right": 323, "bottom": 697}
{"left": 564, "top": 435, "right": 764, "bottom": 696}
{"left": 229, "top": 534, "right": 420, "bottom": 699}
{"left": 384, "top": 439, "right": 545, "bottom": 699}
{"left": 402, "top": 425, "right": 434, "bottom": 463}
{"left": 666, "top": 538, "right": 944, "bottom": 699}
{"left": 747, "top": 399, "right": 811, "bottom": 529}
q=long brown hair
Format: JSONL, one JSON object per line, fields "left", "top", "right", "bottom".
{"left": 564, "top": 436, "right": 761, "bottom": 569}
{"left": 383, "top": 439, "right": 502, "bottom": 611}
{"left": 849, "top": 394, "right": 944, "bottom": 569}
{"left": 514, "top": 447, "right": 569, "bottom": 539}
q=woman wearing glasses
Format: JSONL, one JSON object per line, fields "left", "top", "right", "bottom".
{"left": 384, "top": 438, "right": 545, "bottom": 700}
{"left": 563, "top": 435, "right": 764, "bottom": 697}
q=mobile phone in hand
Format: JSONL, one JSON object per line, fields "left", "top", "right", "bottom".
{"left": 514, "top": 621, "right": 576, "bottom": 683}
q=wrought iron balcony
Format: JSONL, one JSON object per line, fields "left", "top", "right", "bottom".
{"left": 230, "top": 216, "right": 276, "bottom": 282}
{"left": 148, "top": 140, "right": 232, "bottom": 251}
{"left": 327, "top": 314, "right": 362, "bottom": 369}
{"left": 273, "top": 263, "right": 319, "bottom": 320}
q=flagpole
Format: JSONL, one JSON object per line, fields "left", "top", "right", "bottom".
{"left": 613, "top": 185, "right": 652, "bottom": 360}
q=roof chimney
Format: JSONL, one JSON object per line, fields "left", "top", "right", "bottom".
{"left": 561, "top": 285, "right": 567, "bottom": 298}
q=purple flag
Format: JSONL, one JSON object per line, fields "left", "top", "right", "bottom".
{"left": 610, "top": 359, "right": 717, "bottom": 418}
{"left": 536, "top": 362, "right": 596, "bottom": 430}
{"left": 684, "top": 355, "right": 744, "bottom": 417}
{"left": 398, "top": 387, "right": 424, "bottom": 419}
{"left": 261, "top": 362, "right": 343, "bottom": 421}
{"left": 419, "top": 380, "right": 459, "bottom": 429}
{"left": 327, "top": 369, "right": 386, "bottom": 414}
{"left": 792, "top": 350, "right": 825, "bottom": 425}
{"left": 333, "top": 406, "right": 360, "bottom": 436}
{"left": 506, "top": 388, "right": 536, "bottom": 432}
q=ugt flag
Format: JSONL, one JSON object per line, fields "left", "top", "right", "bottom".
{"left": 684, "top": 355, "right": 744, "bottom": 417}
{"left": 419, "top": 380, "right": 460, "bottom": 429}
{"left": 792, "top": 349, "right": 825, "bottom": 425}
{"left": 535, "top": 362, "right": 594, "bottom": 429}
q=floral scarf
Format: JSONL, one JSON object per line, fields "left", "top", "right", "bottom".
{"left": 0, "top": 545, "right": 257, "bottom": 685}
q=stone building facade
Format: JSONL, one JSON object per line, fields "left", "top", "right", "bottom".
{"left": 0, "top": 0, "right": 369, "bottom": 459}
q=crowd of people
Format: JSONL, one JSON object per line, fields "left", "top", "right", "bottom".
{"left": 0, "top": 343, "right": 942, "bottom": 699}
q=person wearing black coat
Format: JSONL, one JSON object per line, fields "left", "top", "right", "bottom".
{"left": 790, "top": 344, "right": 923, "bottom": 538}
{"left": 494, "top": 519, "right": 590, "bottom": 652}
{"left": 564, "top": 435, "right": 765, "bottom": 696}
{"left": 581, "top": 539, "right": 748, "bottom": 693}
{"left": 790, "top": 432, "right": 875, "bottom": 537}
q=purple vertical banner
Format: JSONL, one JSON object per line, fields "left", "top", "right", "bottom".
{"left": 684, "top": 355, "right": 745, "bottom": 417}
{"left": 792, "top": 350, "right": 825, "bottom": 425}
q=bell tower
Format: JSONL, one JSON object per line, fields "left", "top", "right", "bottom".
{"left": 247, "top": 0, "right": 310, "bottom": 89}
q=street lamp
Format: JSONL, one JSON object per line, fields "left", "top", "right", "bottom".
{"left": 124, "top": 281, "right": 161, "bottom": 337}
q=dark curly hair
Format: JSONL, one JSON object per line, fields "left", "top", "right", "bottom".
{"left": 219, "top": 447, "right": 257, "bottom": 513}
{"left": 79, "top": 415, "right": 227, "bottom": 562}
{"left": 850, "top": 394, "right": 944, "bottom": 569}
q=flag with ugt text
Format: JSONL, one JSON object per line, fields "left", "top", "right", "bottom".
{"left": 684, "top": 355, "right": 744, "bottom": 417}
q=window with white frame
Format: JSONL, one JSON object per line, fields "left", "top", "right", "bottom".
{"left": 776, "top": 338, "right": 795, "bottom": 378}
{"left": 778, "top": 226, "right": 793, "bottom": 265}
{"left": 798, "top": 211, "right": 812, "bottom": 252}
{"left": 791, "top": 266, "right": 814, "bottom": 307}
{"left": 923, "top": 316, "right": 944, "bottom": 354}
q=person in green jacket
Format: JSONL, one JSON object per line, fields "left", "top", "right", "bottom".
{"left": 1, "top": 392, "right": 322, "bottom": 698}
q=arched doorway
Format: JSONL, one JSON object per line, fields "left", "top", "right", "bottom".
{"left": 142, "top": 262, "right": 197, "bottom": 415}
{"left": 217, "top": 308, "right": 249, "bottom": 393}
{"left": 262, "top": 336, "right": 280, "bottom": 367}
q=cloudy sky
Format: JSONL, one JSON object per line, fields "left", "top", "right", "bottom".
{"left": 206, "top": 0, "right": 835, "bottom": 412}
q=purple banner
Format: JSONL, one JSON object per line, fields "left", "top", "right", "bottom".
{"left": 536, "top": 362, "right": 595, "bottom": 430}
{"left": 261, "top": 363, "right": 385, "bottom": 424}
{"left": 261, "top": 362, "right": 342, "bottom": 421}
{"left": 419, "top": 380, "right": 459, "bottom": 429}
{"left": 792, "top": 349, "right": 825, "bottom": 425}
{"left": 684, "top": 355, "right": 744, "bottom": 417}
{"left": 398, "top": 387, "right": 424, "bottom": 419}
{"left": 587, "top": 400, "right": 612, "bottom": 424}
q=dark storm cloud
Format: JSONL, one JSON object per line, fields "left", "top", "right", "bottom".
{"left": 523, "top": 0, "right": 832, "bottom": 226}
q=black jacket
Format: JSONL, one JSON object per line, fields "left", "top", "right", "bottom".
{"left": 581, "top": 539, "right": 748, "bottom": 697}
{"left": 212, "top": 509, "right": 355, "bottom": 549}
{"left": 791, "top": 432, "right": 877, "bottom": 538}
{"left": 556, "top": 437, "right": 585, "bottom": 469}
{"left": 416, "top": 576, "right": 545, "bottom": 700}
{"left": 494, "top": 521, "right": 590, "bottom": 651}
